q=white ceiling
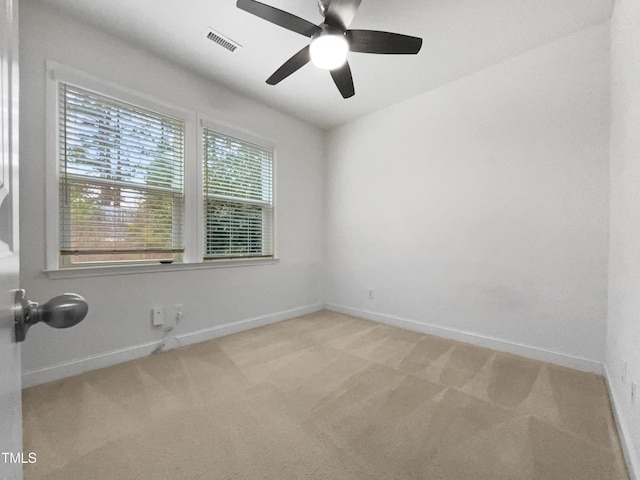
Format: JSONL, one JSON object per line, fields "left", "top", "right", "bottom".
{"left": 40, "top": 0, "right": 613, "bottom": 129}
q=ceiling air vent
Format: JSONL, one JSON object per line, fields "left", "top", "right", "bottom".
{"left": 205, "top": 28, "right": 241, "bottom": 53}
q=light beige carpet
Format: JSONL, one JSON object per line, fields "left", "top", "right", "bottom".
{"left": 23, "top": 311, "right": 629, "bottom": 479}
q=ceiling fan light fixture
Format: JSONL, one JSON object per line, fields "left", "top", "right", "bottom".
{"left": 236, "top": 0, "right": 423, "bottom": 99}
{"left": 309, "top": 31, "right": 349, "bottom": 70}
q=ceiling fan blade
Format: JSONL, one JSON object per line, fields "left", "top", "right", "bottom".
{"left": 237, "top": 0, "right": 320, "bottom": 37}
{"left": 330, "top": 62, "right": 355, "bottom": 99}
{"left": 324, "top": 0, "right": 362, "bottom": 30}
{"left": 266, "top": 45, "right": 311, "bottom": 85}
{"left": 346, "top": 30, "right": 423, "bottom": 54}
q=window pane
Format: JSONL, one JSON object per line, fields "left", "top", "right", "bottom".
{"left": 203, "top": 128, "right": 273, "bottom": 259}
{"left": 60, "top": 179, "right": 183, "bottom": 254}
{"left": 59, "top": 83, "right": 185, "bottom": 264}
{"left": 204, "top": 200, "right": 271, "bottom": 257}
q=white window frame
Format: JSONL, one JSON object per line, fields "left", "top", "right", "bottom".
{"left": 198, "top": 116, "right": 277, "bottom": 262}
{"left": 45, "top": 62, "right": 277, "bottom": 278}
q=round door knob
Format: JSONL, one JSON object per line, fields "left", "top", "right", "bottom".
{"left": 36, "top": 294, "right": 89, "bottom": 329}
{"left": 14, "top": 290, "right": 89, "bottom": 342}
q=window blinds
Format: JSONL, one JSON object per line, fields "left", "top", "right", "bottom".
{"left": 202, "top": 128, "right": 273, "bottom": 259}
{"left": 58, "top": 83, "right": 185, "bottom": 258}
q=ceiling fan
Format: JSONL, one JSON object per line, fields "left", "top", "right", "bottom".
{"left": 236, "top": 0, "right": 423, "bottom": 98}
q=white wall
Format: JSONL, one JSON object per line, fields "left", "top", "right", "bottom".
{"left": 607, "top": 0, "right": 640, "bottom": 476}
{"left": 19, "top": 0, "right": 325, "bottom": 383}
{"left": 325, "top": 24, "right": 610, "bottom": 370}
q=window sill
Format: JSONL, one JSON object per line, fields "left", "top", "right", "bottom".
{"left": 44, "top": 258, "right": 280, "bottom": 279}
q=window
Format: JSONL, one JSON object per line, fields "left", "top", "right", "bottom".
{"left": 47, "top": 63, "right": 277, "bottom": 274}
{"left": 202, "top": 128, "right": 274, "bottom": 259}
{"left": 58, "top": 82, "right": 185, "bottom": 266}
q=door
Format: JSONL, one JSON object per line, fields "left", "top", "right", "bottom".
{"left": 0, "top": 0, "right": 22, "bottom": 479}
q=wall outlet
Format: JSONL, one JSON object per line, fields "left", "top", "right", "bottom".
{"left": 175, "top": 304, "right": 184, "bottom": 322}
{"left": 368, "top": 289, "right": 374, "bottom": 300}
{"left": 152, "top": 306, "right": 164, "bottom": 327}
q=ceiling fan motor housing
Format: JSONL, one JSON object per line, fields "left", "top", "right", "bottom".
{"left": 318, "top": 0, "right": 330, "bottom": 17}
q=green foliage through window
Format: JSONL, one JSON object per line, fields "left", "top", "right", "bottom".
{"left": 58, "top": 83, "right": 185, "bottom": 265}
{"left": 203, "top": 128, "right": 273, "bottom": 259}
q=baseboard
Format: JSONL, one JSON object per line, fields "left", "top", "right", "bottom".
{"left": 325, "top": 304, "right": 603, "bottom": 374}
{"left": 173, "top": 303, "right": 323, "bottom": 348}
{"left": 21, "top": 303, "right": 324, "bottom": 388}
{"left": 605, "top": 365, "right": 640, "bottom": 480}
{"left": 22, "top": 301, "right": 603, "bottom": 383}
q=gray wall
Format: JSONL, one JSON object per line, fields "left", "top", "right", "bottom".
{"left": 607, "top": 0, "right": 640, "bottom": 475}
{"left": 324, "top": 24, "right": 610, "bottom": 369}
